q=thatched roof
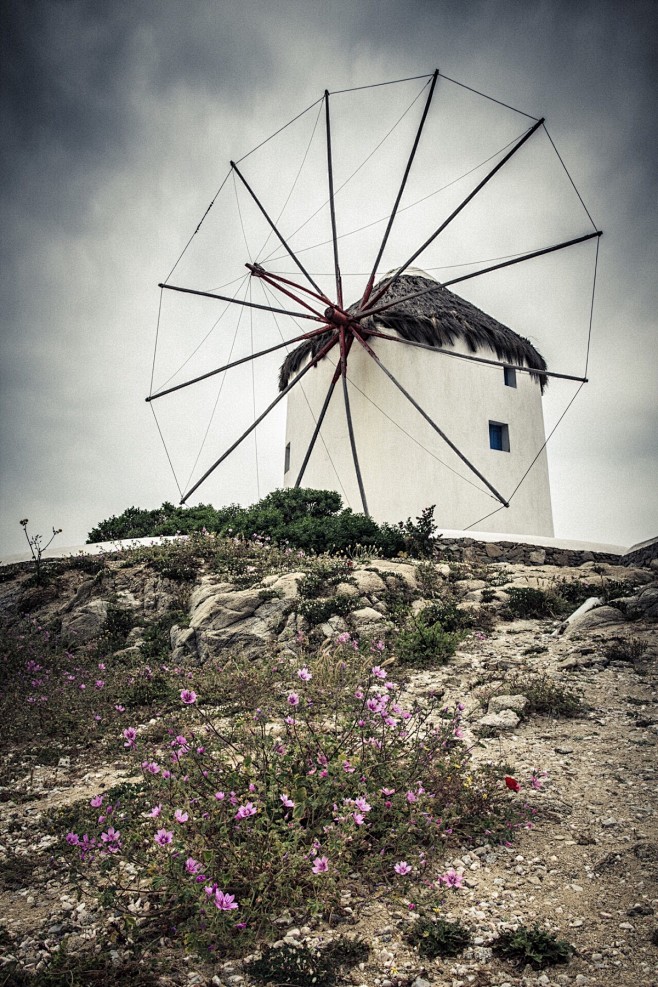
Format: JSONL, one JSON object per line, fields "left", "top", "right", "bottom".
{"left": 278, "top": 273, "right": 548, "bottom": 391}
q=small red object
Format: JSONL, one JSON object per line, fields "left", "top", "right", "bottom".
{"left": 504, "top": 775, "right": 521, "bottom": 792}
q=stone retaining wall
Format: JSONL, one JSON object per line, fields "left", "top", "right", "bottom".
{"left": 621, "top": 537, "right": 658, "bottom": 569}
{"left": 436, "top": 537, "right": 622, "bottom": 568}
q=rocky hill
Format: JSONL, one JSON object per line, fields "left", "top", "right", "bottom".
{"left": 0, "top": 536, "right": 656, "bottom": 987}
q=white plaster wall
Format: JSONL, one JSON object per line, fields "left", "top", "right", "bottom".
{"left": 283, "top": 329, "right": 554, "bottom": 536}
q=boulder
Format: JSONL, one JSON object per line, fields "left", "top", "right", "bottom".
{"left": 352, "top": 569, "right": 387, "bottom": 595}
{"left": 170, "top": 625, "right": 198, "bottom": 662}
{"left": 368, "top": 560, "right": 418, "bottom": 590}
{"left": 477, "top": 709, "right": 520, "bottom": 732}
{"left": 627, "top": 586, "right": 658, "bottom": 621}
{"left": 488, "top": 694, "right": 528, "bottom": 715}
{"left": 349, "top": 606, "right": 389, "bottom": 635}
{"left": 60, "top": 599, "right": 109, "bottom": 645}
{"left": 196, "top": 598, "right": 291, "bottom": 660}
{"left": 563, "top": 604, "right": 627, "bottom": 637}
{"left": 262, "top": 572, "right": 305, "bottom": 599}
{"left": 189, "top": 587, "right": 265, "bottom": 631}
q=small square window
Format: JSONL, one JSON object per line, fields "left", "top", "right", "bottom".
{"left": 504, "top": 367, "right": 517, "bottom": 388}
{"left": 284, "top": 442, "right": 291, "bottom": 473}
{"left": 489, "top": 421, "right": 510, "bottom": 452}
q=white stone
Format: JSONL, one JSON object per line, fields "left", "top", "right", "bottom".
{"left": 487, "top": 694, "right": 528, "bottom": 715}
{"left": 478, "top": 709, "right": 520, "bottom": 731}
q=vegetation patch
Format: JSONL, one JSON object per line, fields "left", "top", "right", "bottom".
{"left": 493, "top": 924, "right": 574, "bottom": 969}
{"left": 480, "top": 672, "right": 584, "bottom": 719}
{"left": 246, "top": 936, "right": 369, "bottom": 986}
{"left": 406, "top": 915, "right": 472, "bottom": 957}
{"left": 57, "top": 637, "right": 533, "bottom": 956}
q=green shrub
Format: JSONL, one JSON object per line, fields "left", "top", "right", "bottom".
{"left": 298, "top": 594, "right": 359, "bottom": 626}
{"left": 483, "top": 672, "right": 583, "bottom": 719}
{"left": 86, "top": 489, "right": 415, "bottom": 557}
{"left": 493, "top": 924, "right": 573, "bottom": 969}
{"left": 605, "top": 637, "right": 649, "bottom": 663}
{"left": 505, "top": 587, "right": 570, "bottom": 619}
{"left": 419, "top": 599, "right": 473, "bottom": 633}
{"left": 247, "top": 937, "right": 369, "bottom": 987}
{"left": 395, "top": 616, "right": 462, "bottom": 667}
{"left": 406, "top": 916, "right": 471, "bottom": 957}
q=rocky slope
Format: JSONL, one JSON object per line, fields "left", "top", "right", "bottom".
{"left": 0, "top": 545, "right": 656, "bottom": 987}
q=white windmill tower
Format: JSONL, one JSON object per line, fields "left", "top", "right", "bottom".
{"left": 146, "top": 70, "right": 600, "bottom": 533}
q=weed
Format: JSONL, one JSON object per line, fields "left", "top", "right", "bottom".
{"left": 139, "top": 610, "right": 187, "bottom": 661}
{"left": 605, "top": 638, "right": 649, "bottom": 663}
{"left": 482, "top": 672, "right": 583, "bottom": 718}
{"left": 19, "top": 518, "right": 62, "bottom": 585}
{"left": 298, "top": 594, "right": 358, "bottom": 626}
{"left": 493, "top": 924, "right": 573, "bottom": 969}
{"left": 419, "top": 599, "right": 473, "bottom": 633}
{"left": 395, "top": 617, "right": 461, "bottom": 667}
{"left": 415, "top": 561, "right": 443, "bottom": 598}
{"left": 505, "top": 587, "right": 569, "bottom": 619}
{"left": 100, "top": 604, "right": 135, "bottom": 653}
{"left": 395, "top": 505, "right": 439, "bottom": 558}
{"left": 247, "top": 936, "right": 369, "bottom": 986}
{"left": 298, "top": 560, "right": 356, "bottom": 599}
{"left": 406, "top": 915, "right": 471, "bottom": 957}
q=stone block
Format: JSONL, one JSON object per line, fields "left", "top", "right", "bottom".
{"left": 477, "top": 709, "right": 520, "bottom": 731}
{"left": 488, "top": 694, "right": 528, "bottom": 715}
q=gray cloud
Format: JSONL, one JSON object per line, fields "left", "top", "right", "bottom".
{"left": 1, "top": 0, "right": 656, "bottom": 555}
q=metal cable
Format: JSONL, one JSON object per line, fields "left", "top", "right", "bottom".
{"left": 256, "top": 100, "right": 324, "bottom": 264}
{"left": 543, "top": 125, "right": 598, "bottom": 230}
{"left": 440, "top": 73, "right": 539, "bottom": 120}
{"left": 260, "top": 79, "right": 431, "bottom": 266}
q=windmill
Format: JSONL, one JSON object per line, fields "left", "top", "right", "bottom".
{"left": 146, "top": 69, "right": 601, "bottom": 534}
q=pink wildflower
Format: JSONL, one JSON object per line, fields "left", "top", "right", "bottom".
{"left": 394, "top": 861, "right": 412, "bottom": 875}
{"left": 280, "top": 795, "right": 295, "bottom": 808}
{"left": 354, "top": 797, "right": 371, "bottom": 813}
{"left": 406, "top": 791, "right": 418, "bottom": 803}
{"left": 336, "top": 631, "right": 351, "bottom": 644}
{"left": 185, "top": 857, "right": 202, "bottom": 874}
{"left": 371, "top": 665, "right": 387, "bottom": 679}
{"left": 154, "top": 828, "right": 173, "bottom": 846}
{"left": 438, "top": 867, "right": 463, "bottom": 888}
{"left": 174, "top": 809, "right": 189, "bottom": 824}
{"left": 180, "top": 689, "right": 197, "bottom": 705}
{"left": 214, "top": 890, "right": 239, "bottom": 911}
{"left": 296, "top": 667, "right": 312, "bottom": 681}
{"left": 214, "top": 791, "right": 225, "bottom": 801}
{"left": 234, "top": 802, "right": 257, "bottom": 821}
{"left": 287, "top": 692, "right": 300, "bottom": 707}
{"left": 89, "top": 795, "right": 103, "bottom": 808}
{"left": 312, "top": 856, "right": 329, "bottom": 874}
{"left": 122, "top": 727, "right": 137, "bottom": 748}
{"left": 148, "top": 805, "right": 162, "bottom": 818}
{"left": 353, "top": 812, "right": 366, "bottom": 826}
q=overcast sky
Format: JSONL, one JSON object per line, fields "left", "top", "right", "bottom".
{"left": 1, "top": 0, "right": 656, "bottom": 557}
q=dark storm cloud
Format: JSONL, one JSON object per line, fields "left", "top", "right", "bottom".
{"left": 0, "top": 1, "right": 273, "bottom": 230}
{"left": 1, "top": 0, "right": 656, "bottom": 555}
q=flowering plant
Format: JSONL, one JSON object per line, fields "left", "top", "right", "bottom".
{"left": 62, "top": 635, "right": 537, "bottom": 955}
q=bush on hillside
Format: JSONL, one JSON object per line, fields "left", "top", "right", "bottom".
{"left": 87, "top": 490, "right": 440, "bottom": 558}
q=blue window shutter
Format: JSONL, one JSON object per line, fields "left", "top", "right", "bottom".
{"left": 489, "top": 423, "right": 503, "bottom": 450}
